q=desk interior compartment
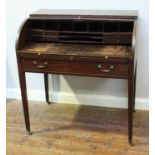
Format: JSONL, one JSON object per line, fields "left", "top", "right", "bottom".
{"left": 23, "top": 19, "right": 135, "bottom": 52}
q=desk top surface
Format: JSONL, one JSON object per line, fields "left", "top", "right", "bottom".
{"left": 21, "top": 43, "right": 132, "bottom": 59}
{"left": 30, "top": 9, "right": 138, "bottom": 19}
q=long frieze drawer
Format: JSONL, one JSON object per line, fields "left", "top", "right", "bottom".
{"left": 22, "top": 59, "right": 128, "bottom": 78}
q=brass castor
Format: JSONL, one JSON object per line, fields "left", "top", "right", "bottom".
{"left": 27, "top": 131, "right": 33, "bottom": 135}
{"left": 129, "top": 142, "right": 134, "bottom": 146}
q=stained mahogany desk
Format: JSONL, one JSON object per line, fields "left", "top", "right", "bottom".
{"left": 16, "top": 9, "right": 138, "bottom": 145}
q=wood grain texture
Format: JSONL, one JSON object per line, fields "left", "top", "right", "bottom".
{"left": 22, "top": 59, "right": 128, "bottom": 78}
{"left": 21, "top": 43, "right": 132, "bottom": 59}
{"left": 7, "top": 100, "right": 148, "bottom": 155}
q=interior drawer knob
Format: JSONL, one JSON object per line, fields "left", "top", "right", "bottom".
{"left": 70, "top": 56, "right": 74, "bottom": 61}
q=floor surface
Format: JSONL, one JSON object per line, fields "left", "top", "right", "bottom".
{"left": 7, "top": 100, "right": 149, "bottom": 155}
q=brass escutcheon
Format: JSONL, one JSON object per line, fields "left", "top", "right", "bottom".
{"left": 70, "top": 56, "right": 74, "bottom": 61}
{"left": 105, "top": 56, "right": 108, "bottom": 59}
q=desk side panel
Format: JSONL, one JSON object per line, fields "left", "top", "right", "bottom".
{"left": 16, "top": 19, "right": 31, "bottom": 52}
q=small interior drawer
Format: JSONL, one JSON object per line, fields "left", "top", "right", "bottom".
{"left": 104, "top": 38, "right": 131, "bottom": 44}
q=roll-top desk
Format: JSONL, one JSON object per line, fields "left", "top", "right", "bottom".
{"left": 16, "top": 9, "right": 138, "bottom": 145}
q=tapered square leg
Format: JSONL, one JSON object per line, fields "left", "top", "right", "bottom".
{"left": 17, "top": 57, "right": 32, "bottom": 134}
{"left": 128, "top": 62, "right": 134, "bottom": 145}
{"left": 44, "top": 73, "right": 51, "bottom": 104}
{"left": 133, "top": 63, "right": 137, "bottom": 112}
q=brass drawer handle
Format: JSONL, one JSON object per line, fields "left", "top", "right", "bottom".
{"left": 32, "top": 60, "right": 37, "bottom": 64}
{"left": 97, "top": 64, "right": 115, "bottom": 72}
{"left": 36, "top": 65, "right": 46, "bottom": 68}
{"left": 32, "top": 60, "right": 48, "bottom": 68}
